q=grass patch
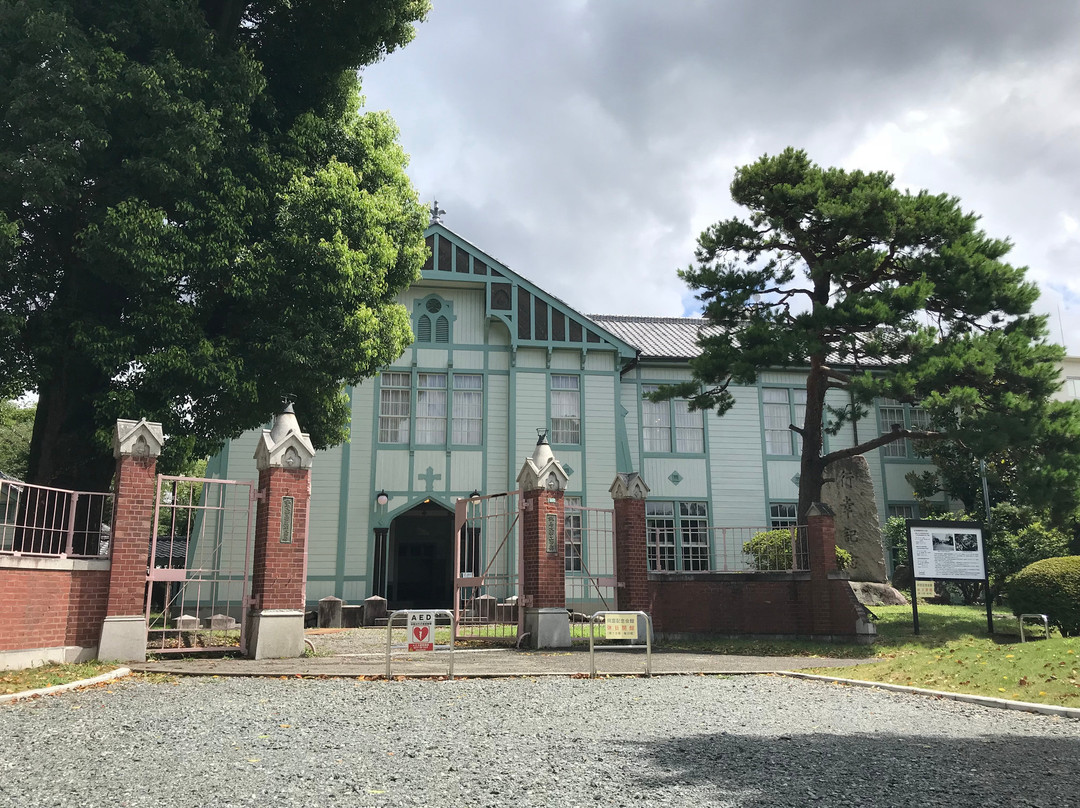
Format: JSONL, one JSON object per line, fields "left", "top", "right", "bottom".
{"left": 1, "top": 661, "right": 118, "bottom": 695}
{"left": 803, "top": 604, "right": 1080, "bottom": 708}
{"left": 658, "top": 635, "right": 880, "bottom": 659}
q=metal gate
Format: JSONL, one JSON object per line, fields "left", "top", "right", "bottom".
{"left": 565, "top": 503, "right": 617, "bottom": 613}
{"left": 453, "top": 491, "right": 523, "bottom": 641}
{"left": 146, "top": 475, "right": 256, "bottom": 654}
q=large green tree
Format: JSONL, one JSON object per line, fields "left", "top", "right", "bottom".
{"left": 663, "top": 148, "right": 1073, "bottom": 522}
{"left": 0, "top": 0, "right": 430, "bottom": 491}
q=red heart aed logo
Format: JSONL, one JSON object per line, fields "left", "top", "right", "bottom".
{"left": 413, "top": 626, "right": 429, "bottom": 642}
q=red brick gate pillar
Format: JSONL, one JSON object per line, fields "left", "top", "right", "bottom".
{"left": 516, "top": 431, "right": 570, "bottom": 649}
{"left": 805, "top": 502, "right": 876, "bottom": 641}
{"left": 609, "top": 472, "right": 651, "bottom": 613}
{"left": 247, "top": 405, "right": 315, "bottom": 659}
{"left": 98, "top": 419, "right": 165, "bottom": 662}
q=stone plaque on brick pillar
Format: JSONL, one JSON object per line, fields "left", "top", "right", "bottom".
{"left": 822, "top": 455, "right": 888, "bottom": 583}
{"left": 516, "top": 431, "right": 571, "bottom": 649}
{"left": 610, "top": 472, "right": 651, "bottom": 613}
{"left": 248, "top": 404, "right": 315, "bottom": 660}
{"left": 99, "top": 418, "right": 165, "bottom": 663}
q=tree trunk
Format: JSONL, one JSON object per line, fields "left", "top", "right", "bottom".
{"left": 27, "top": 356, "right": 115, "bottom": 494}
{"left": 797, "top": 354, "right": 828, "bottom": 524}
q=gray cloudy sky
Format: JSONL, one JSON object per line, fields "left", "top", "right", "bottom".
{"left": 361, "top": 1, "right": 1080, "bottom": 352}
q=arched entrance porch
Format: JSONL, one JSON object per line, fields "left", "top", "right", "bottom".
{"left": 385, "top": 498, "right": 454, "bottom": 609}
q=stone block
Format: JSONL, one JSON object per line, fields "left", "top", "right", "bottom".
{"left": 207, "top": 614, "right": 238, "bottom": 631}
{"left": 342, "top": 604, "right": 364, "bottom": 628}
{"left": 475, "top": 594, "right": 496, "bottom": 623}
{"left": 363, "top": 595, "right": 388, "bottom": 626}
{"left": 175, "top": 614, "right": 200, "bottom": 630}
{"left": 318, "top": 596, "right": 343, "bottom": 628}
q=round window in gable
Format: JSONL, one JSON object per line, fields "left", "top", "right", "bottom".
{"left": 426, "top": 298, "right": 442, "bottom": 314}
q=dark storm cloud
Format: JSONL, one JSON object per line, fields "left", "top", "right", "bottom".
{"left": 362, "top": 1, "right": 1080, "bottom": 346}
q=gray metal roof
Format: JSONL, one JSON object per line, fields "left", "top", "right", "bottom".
{"left": 588, "top": 315, "right": 714, "bottom": 360}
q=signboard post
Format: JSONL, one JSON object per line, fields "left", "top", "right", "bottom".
{"left": 906, "top": 519, "right": 991, "bottom": 636}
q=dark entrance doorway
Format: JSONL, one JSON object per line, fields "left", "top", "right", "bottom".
{"left": 387, "top": 499, "right": 454, "bottom": 609}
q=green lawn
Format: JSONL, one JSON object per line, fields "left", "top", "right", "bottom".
{"left": 804, "top": 604, "right": 1080, "bottom": 708}
{"left": 1, "top": 660, "right": 119, "bottom": 696}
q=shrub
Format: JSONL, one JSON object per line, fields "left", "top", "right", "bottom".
{"left": 1007, "top": 556, "right": 1080, "bottom": 636}
{"left": 742, "top": 529, "right": 852, "bottom": 571}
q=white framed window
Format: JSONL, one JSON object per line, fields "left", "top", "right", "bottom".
{"left": 769, "top": 502, "right": 798, "bottom": 529}
{"left": 641, "top": 385, "right": 704, "bottom": 454}
{"left": 551, "top": 375, "right": 580, "bottom": 444}
{"left": 680, "top": 502, "right": 710, "bottom": 571}
{"left": 887, "top": 503, "right": 918, "bottom": 520}
{"left": 646, "top": 501, "right": 677, "bottom": 572}
{"left": 452, "top": 374, "right": 483, "bottom": 445}
{"left": 763, "top": 387, "right": 806, "bottom": 456}
{"left": 647, "top": 500, "right": 710, "bottom": 572}
{"left": 641, "top": 387, "right": 671, "bottom": 452}
{"left": 416, "top": 373, "right": 447, "bottom": 444}
{"left": 565, "top": 496, "right": 582, "bottom": 572}
{"left": 878, "top": 399, "right": 930, "bottom": 459}
{"left": 378, "top": 372, "right": 411, "bottom": 444}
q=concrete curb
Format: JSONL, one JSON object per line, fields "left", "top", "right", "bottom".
{"left": 777, "top": 671, "right": 1080, "bottom": 719}
{"left": 0, "top": 667, "right": 132, "bottom": 705}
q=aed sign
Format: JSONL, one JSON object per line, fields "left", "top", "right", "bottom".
{"left": 605, "top": 614, "right": 639, "bottom": 640}
{"left": 407, "top": 612, "right": 435, "bottom": 652}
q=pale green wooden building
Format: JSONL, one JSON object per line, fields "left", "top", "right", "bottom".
{"left": 208, "top": 222, "right": 945, "bottom": 609}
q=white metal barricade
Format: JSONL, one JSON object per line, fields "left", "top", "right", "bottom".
{"left": 588, "top": 611, "right": 653, "bottom": 678}
{"left": 385, "top": 609, "right": 456, "bottom": 679}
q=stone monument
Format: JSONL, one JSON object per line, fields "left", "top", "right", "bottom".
{"left": 821, "top": 455, "right": 888, "bottom": 583}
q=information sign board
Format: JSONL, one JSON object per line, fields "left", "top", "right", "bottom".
{"left": 915, "top": 580, "right": 936, "bottom": 600}
{"left": 407, "top": 611, "right": 435, "bottom": 651}
{"left": 909, "top": 523, "right": 986, "bottom": 580}
{"left": 605, "top": 614, "right": 639, "bottom": 640}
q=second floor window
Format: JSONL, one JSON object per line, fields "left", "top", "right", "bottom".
{"left": 641, "top": 386, "right": 704, "bottom": 453}
{"left": 452, "top": 374, "right": 483, "bottom": 445}
{"left": 879, "top": 399, "right": 930, "bottom": 458}
{"left": 551, "top": 375, "right": 580, "bottom": 444}
{"left": 763, "top": 387, "right": 806, "bottom": 456}
{"left": 378, "top": 372, "right": 411, "bottom": 443}
{"left": 416, "top": 373, "right": 447, "bottom": 444}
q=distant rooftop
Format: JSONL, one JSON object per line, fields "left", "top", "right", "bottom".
{"left": 588, "top": 314, "right": 714, "bottom": 360}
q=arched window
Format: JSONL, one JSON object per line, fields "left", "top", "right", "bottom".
{"left": 416, "top": 315, "right": 432, "bottom": 342}
{"left": 413, "top": 295, "right": 455, "bottom": 345}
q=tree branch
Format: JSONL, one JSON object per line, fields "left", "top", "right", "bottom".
{"left": 822, "top": 426, "right": 948, "bottom": 465}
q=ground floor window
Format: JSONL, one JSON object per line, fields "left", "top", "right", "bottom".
{"left": 769, "top": 502, "right": 798, "bottom": 529}
{"left": 647, "top": 501, "right": 710, "bottom": 572}
{"left": 564, "top": 496, "right": 582, "bottom": 571}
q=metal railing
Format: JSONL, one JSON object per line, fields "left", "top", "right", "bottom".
{"left": 705, "top": 525, "right": 809, "bottom": 572}
{"left": 588, "top": 611, "right": 653, "bottom": 678}
{"left": 385, "top": 610, "right": 456, "bottom": 679}
{"left": 0, "top": 478, "right": 113, "bottom": 558}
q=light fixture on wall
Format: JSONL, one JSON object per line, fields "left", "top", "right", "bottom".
{"left": 375, "top": 490, "right": 389, "bottom": 507}
{"left": 469, "top": 489, "right": 481, "bottom": 500}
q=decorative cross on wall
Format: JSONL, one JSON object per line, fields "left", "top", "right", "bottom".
{"left": 417, "top": 466, "right": 442, "bottom": 492}
{"left": 429, "top": 200, "right": 445, "bottom": 225}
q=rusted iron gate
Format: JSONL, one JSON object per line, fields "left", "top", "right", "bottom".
{"left": 453, "top": 491, "right": 523, "bottom": 642}
{"left": 146, "top": 475, "right": 256, "bottom": 654}
{"left": 565, "top": 502, "right": 617, "bottom": 613}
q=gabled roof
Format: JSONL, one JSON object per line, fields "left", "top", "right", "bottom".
{"left": 421, "top": 224, "right": 638, "bottom": 361}
{"left": 589, "top": 315, "right": 714, "bottom": 360}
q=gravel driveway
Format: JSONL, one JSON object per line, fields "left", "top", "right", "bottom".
{"left": 2, "top": 674, "right": 1077, "bottom": 807}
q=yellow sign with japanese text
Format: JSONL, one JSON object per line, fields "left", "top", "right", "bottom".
{"left": 605, "top": 614, "right": 639, "bottom": 640}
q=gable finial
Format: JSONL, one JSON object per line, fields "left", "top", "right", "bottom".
{"left": 429, "top": 199, "right": 445, "bottom": 225}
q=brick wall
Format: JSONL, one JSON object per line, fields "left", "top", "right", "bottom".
{"left": 520, "top": 488, "right": 565, "bottom": 609}
{"left": 0, "top": 561, "right": 111, "bottom": 652}
{"left": 613, "top": 497, "right": 649, "bottom": 612}
{"left": 646, "top": 511, "right": 868, "bottom": 640}
{"left": 251, "top": 466, "right": 310, "bottom": 611}
{"left": 106, "top": 453, "right": 157, "bottom": 616}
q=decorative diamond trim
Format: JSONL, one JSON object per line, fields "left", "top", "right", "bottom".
{"left": 668, "top": 470, "right": 683, "bottom": 485}
{"left": 563, "top": 464, "right": 574, "bottom": 476}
